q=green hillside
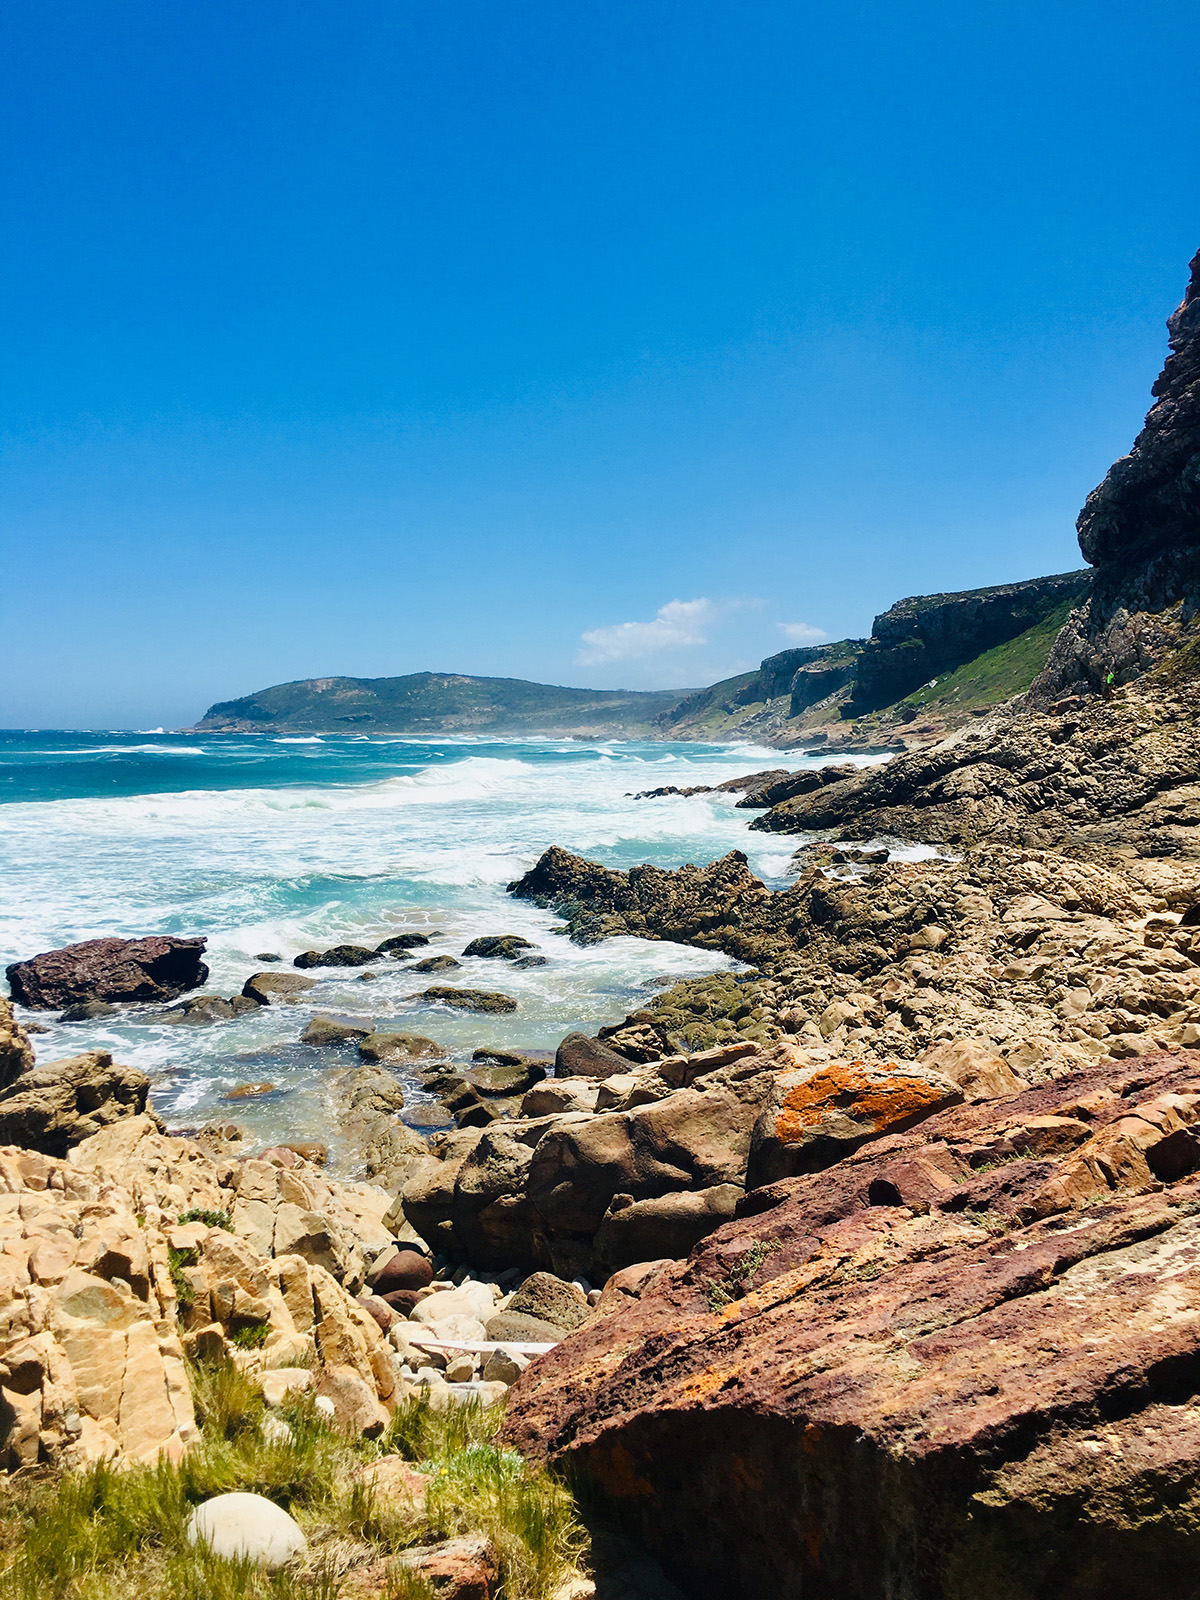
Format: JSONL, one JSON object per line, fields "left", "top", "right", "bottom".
{"left": 194, "top": 672, "right": 689, "bottom": 735}
{"left": 899, "top": 599, "right": 1076, "bottom": 712}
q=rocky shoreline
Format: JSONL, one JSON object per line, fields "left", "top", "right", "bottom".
{"left": 3, "top": 248, "right": 1200, "bottom": 1599}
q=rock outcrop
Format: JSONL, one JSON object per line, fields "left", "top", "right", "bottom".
{"left": 7, "top": 936, "right": 210, "bottom": 1010}
{"left": 846, "top": 570, "right": 1090, "bottom": 715}
{"left": 0, "top": 1047, "right": 154, "bottom": 1157}
{"left": 0, "top": 1113, "right": 402, "bottom": 1469}
{"left": 503, "top": 1047, "right": 1200, "bottom": 1600}
{"left": 1037, "top": 248, "right": 1200, "bottom": 698}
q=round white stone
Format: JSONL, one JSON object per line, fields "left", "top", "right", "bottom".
{"left": 187, "top": 1492, "right": 307, "bottom": 1568}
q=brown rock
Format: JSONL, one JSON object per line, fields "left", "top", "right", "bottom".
{"left": 6, "top": 935, "right": 209, "bottom": 1010}
{"left": 746, "top": 1058, "right": 963, "bottom": 1186}
{"left": 359, "top": 1032, "right": 446, "bottom": 1063}
{"left": 392, "top": 1535, "right": 499, "bottom": 1600}
{"left": 368, "top": 1248, "right": 433, "bottom": 1295}
{"left": 242, "top": 971, "right": 316, "bottom": 1004}
{"left": 0, "top": 997, "right": 35, "bottom": 1089}
{"left": 420, "top": 987, "right": 517, "bottom": 1013}
{"left": 223, "top": 1082, "right": 278, "bottom": 1101}
{"left": 301, "top": 1014, "right": 372, "bottom": 1046}
{"left": 506, "top": 1271, "right": 589, "bottom": 1332}
{"left": 554, "top": 1032, "right": 634, "bottom": 1080}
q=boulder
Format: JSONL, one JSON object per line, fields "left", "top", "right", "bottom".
{"left": 374, "top": 934, "right": 431, "bottom": 956}
{"left": 293, "top": 945, "right": 378, "bottom": 968}
{"left": 315, "top": 1363, "right": 389, "bottom": 1436}
{"left": 420, "top": 987, "right": 518, "bottom": 1014}
{"left": 501, "top": 1050, "right": 1200, "bottom": 1600}
{"left": 301, "top": 1014, "right": 373, "bottom": 1046}
{"left": 464, "top": 1062, "right": 545, "bottom": 1096}
{"left": 920, "top": 1038, "right": 1030, "bottom": 1101}
{"left": 412, "top": 955, "right": 463, "bottom": 973}
{"left": 512, "top": 956, "right": 548, "bottom": 969}
{"left": 590, "top": 1187, "right": 743, "bottom": 1284}
{"left": 554, "top": 1033, "right": 634, "bottom": 1080}
{"left": 187, "top": 1493, "right": 307, "bottom": 1568}
{"left": 368, "top": 1248, "right": 433, "bottom": 1295}
{"left": 224, "top": 1083, "right": 278, "bottom": 1101}
{"left": 505, "top": 1271, "right": 590, "bottom": 1332}
{"left": 486, "top": 1310, "right": 567, "bottom": 1344}
{"left": 393, "top": 1535, "right": 500, "bottom": 1600}
{"left": 60, "top": 1000, "right": 118, "bottom": 1021}
{"left": 746, "top": 1058, "right": 964, "bottom": 1187}
{"left": 160, "top": 994, "right": 259, "bottom": 1023}
{"left": 461, "top": 935, "right": 535, "bottom": 959}
{"left": 0, "top": 1050, "right": 154, "bottom": 1156}
{"left": 6, "top": 935, "right": 209, "bottom": 1010}
{"left": 242, "top": 971, "right": 316, "bottom": 1004}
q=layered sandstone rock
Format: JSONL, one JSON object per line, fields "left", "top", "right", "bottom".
{"left": 0, "top": 1110, "right": 401, "bottom": 1469}
{"left": 0, "top": 1047, "right": 154, "bottom": 1156}
{"left": 503, "top": 1048, "right": 1200, "bottom": 1600}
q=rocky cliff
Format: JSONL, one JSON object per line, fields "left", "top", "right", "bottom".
{"left": 1036, "top": 248, "right": 1200, "bottom": 698}
{"left": 847, "top": 570, "right": 1090, "bottom": 715}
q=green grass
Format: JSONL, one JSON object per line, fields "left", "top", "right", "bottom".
{"left": 901, "top": 599, "right": 1075, "bottom": 711}
{"left": 0, "top": 1363, "right": 586, "bottom": 1600}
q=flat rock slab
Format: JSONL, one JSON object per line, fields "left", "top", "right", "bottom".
{"left": 187, "top": 1492, "right": 307, "bottom": 1568}
{"left": 420, "top": 987, "right": 518, "bottom": 1013}
{"left": 7, "top": 935, "right": 209, "bottom": 1009}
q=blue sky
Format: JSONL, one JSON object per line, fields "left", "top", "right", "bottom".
{"left": 3, "top": 2, "right": 1198, "bottom": 728}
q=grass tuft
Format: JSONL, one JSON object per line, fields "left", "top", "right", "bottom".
{"left": 0, "top": 1366, "right": 588, "bottom": 1600}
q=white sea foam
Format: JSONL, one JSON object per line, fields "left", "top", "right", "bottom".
{"left": 1, "top": 735, "right": 891, "bottom": 1148}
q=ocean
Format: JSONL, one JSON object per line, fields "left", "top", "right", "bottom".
{"left": 0, "top": 730, "right": 892, "bottom": 1163}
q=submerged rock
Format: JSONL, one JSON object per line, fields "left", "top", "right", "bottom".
{"left": 420, "top": 987, "right": 518, "bottom": 1014}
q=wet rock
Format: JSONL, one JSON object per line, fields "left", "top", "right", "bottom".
{"left": 554, "top": 1032, "right": 633, "bottom": 1080}
{"left": 6, "top": 935, "right": 209, "bottom": 1010}
{"left": 60, "top": 1000, "right": 119, "bottom": 1022}
{"left": 512, "top": 955, "right": 548, "bottom": 968}
{"left": 464, "top": 1062, "right": 545, "bottom": 1096}
{"left": 301, "top": 1014, "right": 373, "bottom": 1046}
{"left": 412, "top": 955, "right": 463, "bottom": 973}
{"left": 421, "top": 987, "right": 518, "bottom": 1014}
{"left": 461, "top": 935, "right": 535, "bottom": 959}
{"left": 359, "top": 1031, "right": 446, "bottom": 1064}
{"left": 242, "top": 971, "right": 316, "bottom": 1004}
{"left": 374, "top": 933, "right": 431, "bottom": 956}
{"left": 223, "top": 1083, "right": 278, "bottom": 1101}
{"left": 293, "top": 944, "right": 379, "bottom": 968}
{"left": 160, "top": 994, "right": 259, "bottom": 1024}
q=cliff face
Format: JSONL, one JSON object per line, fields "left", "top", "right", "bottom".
{"left": 1036, "top": 249, "right": 1200, "bottom": 697}
{"left": 848, "top": 570, "right": 1090, "bottom": 714}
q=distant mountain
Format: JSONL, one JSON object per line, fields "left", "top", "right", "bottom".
{"left": 192, "top": 672, "right": 690, "bottom": 736}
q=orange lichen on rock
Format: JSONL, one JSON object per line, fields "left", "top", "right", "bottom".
{"left": 774, "top": 1060, "right": 961, "bottom": 1144}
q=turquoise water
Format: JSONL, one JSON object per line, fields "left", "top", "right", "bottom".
{"left": 0, "top": 730, "right": 887, "bottom": 1161}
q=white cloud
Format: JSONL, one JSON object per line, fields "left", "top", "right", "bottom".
{"left": 577, "top": 598, "right": 716, "bottom": 664}
{"left": 777, "top": 621, "right": 828, "bottom": 645}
